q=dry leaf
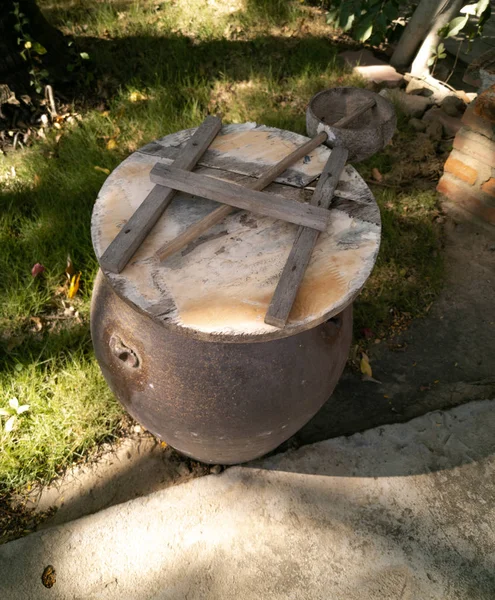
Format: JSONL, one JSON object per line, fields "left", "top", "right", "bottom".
{"left": 31, "top": 263, "right": 45, "bottom": 277}
{"left": 360, "top": 352, "right": 373, "bottom": 378}
{"left": 67, "top": 272, "right": 81, "bottom": 299}
{"left": 33, "top": 174, "right": 41, "bottom": 186}
{"left": 65, "top": 255, "right": 75, "bottom": 280}
{"left": 30, "top": 316, "right": 43, "bottom": 332}
{"left": 94, "top": 166, "right": 110, "bottom": 175}
{"left": 106, "top": 138, "right": 117, "bottom": 150}
{"left": 372, "top": 168, "right": 383, "bottom": 182}
{"left": 129, "top": 91, "right": 147, "bottom": 103}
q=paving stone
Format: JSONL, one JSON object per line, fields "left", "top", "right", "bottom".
{"left": 1, "top": 400, "right": 495, "bottom": 599}
{"left": 340, "top": 49, "right": 403, "bottom": 87}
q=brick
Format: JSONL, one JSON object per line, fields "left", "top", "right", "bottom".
{"left": 474, "top": 84, "right": 495, "bottom": 123}
{"left": 462, "top": 103, "right": 495, "bottom": 140}
{"left": 481, "top": 177, "right": 495, "bottom": 197}
{"left": 444, "top": 155, "right": 478, "bottom": 185}
{"left": 437, "top": 174, "right": 495, "bottom": 226}
{"left": 442, "top": 148, "right": 491, "bottom": 187}
{"left": 453, "top": 128, "right": 495, "bottom": 167}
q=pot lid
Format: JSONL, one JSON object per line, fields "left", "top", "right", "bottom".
{"left": 91, "top": 123, "right": 381, "bottom": 343}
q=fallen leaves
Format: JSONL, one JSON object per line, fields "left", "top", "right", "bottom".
{"left": 360, "top": 352, "right": 382, "bottom": 384}
{"left": 372, "top": 167, "right": 383, "bottom": 182}
{"left": 94, "top": 166, "right": 110, "bottom": 175}
{"left": 67, "top": 273, "right": 81, "bottom": 300}
{"left": 360, "top": 352, "right": 372, "bottom": 378}
{"left": 31, "top": 263, "right": 45, "bottom": 277}
{"left": 128, "top": 91, "right": 148, "bottom": 103}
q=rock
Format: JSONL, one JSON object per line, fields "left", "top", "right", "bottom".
{"left": 423, "top": 106, "right": 462, "bottom": 137}
{"left": 409, "top": 118, "right": 427, "bottom": 132}
{"left": 210, "top": 465, "right": 222, "bottom": 475}
{"left": 441, "top": 95, "right": 466, "bottom": 118}
{"left": 175, "top": 462, "right": 191, "bottom": 477}
{"left": 425, "top": 120, "right": 443, "bottom": 141}
{"left": 380, "top": 89, "right": 432, "bottom": 118}
{"left": 456, "top": 90, "right": 477, "bottom": 104}
{"left": 408, "top": 87, "right": 434, "bottom": 97}
{"left": 405, "top": 74, "right": 451, "bottom": 103}
{"left": 339, "top": 49, "right": 403, "bottom": 88}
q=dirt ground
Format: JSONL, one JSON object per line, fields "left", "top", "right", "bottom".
{"left": 294, "top": 218, "right": 495, "bottom": 447}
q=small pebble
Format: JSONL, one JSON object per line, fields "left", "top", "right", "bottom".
{"left": 176, "top": 462, "right": 191, "bottom": 477}
{"left": 210, "top": 465, "right": 222, "bottom": 475}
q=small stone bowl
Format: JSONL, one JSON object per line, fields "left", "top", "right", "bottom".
{"left": 306, "top": 87, "right": 396, "bottom": 162}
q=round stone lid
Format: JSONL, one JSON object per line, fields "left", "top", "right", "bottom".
{"left": 91, "top": 123, "right": 381, "bottom": 343}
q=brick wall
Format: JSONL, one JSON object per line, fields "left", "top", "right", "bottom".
{"left": 437, "top": 85, "right": 495, "bottom": 227}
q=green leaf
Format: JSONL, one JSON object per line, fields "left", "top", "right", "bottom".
{"left": 437, "top": 42, "right": 445, "bottom": 54}
{"left": 354, "top": 18, "right": 374, "bottom": 42}
{"left": 445, "top": 14, "right": 469, "bottom": 38}
{"left": 32, "top": 41, "right": 47, "bottom": 55}
{"left": 80, "top": 52, "right": 90, "bottom": 60}
{"left": 427, "top": 56, "right": 435, "bottom": 66}
{"left": 474, "top": 0, "right": 489, "bottom": 16}
{"left": 326, "top": 8, "right": 339, "bottom": 24}
{"left": 338, "top": 2, "right": 355, "bottom": 32}
{"left": 5, "top": 415, "right": 16, "bottom": 433}
{"left": 461, "top": 3, "right": 478, "bottom": 15}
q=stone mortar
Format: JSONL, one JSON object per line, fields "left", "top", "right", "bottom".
{"left": 306, "top": 87, "right": 396, "bottom": 162}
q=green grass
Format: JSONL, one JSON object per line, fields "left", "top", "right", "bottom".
{"left": 0, "top": 0, "right": 444, "bottom": 494}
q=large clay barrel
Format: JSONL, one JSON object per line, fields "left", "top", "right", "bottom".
{"left": 90, "top": 123, "right": 381, "bottom": 463}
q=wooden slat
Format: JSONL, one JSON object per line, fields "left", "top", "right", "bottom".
{"left": 150, "top": 165, "right": 330, "bottom": 232}
{"left": 99, "top": 116, "right": 222, "bottom": 273}
{"left": 264, "top": 146, "right": 349, "bottom": 328}
{"left": 138, "top": 125, "right": 325, "bottom": 188}
{"left": 154, "top": 132, "right": 327, "bottom": 262}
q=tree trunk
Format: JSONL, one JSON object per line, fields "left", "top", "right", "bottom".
{"left": 410, "top": 0, "right": 464, "bottom": 76}
{"left": 0, "top": 0, "right": 65, "bottom": 82}
{"left": 390, "top": 0, "right": 448, "bottom": 71}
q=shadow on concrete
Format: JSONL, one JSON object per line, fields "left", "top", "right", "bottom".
{"left": 2, "top": 431, "right": 495, "bottom": 599}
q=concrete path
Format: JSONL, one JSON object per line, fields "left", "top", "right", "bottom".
{"left": 1, "top": 400, "right": 495, "bottom": 599}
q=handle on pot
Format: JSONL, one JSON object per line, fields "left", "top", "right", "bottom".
{"left": 109, "top": 334, "right": 140, "bottom": 368}
{"left": 321, "top": 315, "right": 342, "bottom": 341}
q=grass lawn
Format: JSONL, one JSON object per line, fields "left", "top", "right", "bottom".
{"left": 0, "top": 0, "right": 444, "bottom": 496}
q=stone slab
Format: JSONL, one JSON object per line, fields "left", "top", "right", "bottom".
{"left": 1, "top": 400, "right": 495, "bottom": 599}
{"left": 339, "top": 49, "right": 403, "bottom": 87}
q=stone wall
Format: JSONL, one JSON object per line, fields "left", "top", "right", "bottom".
{"left": 437, "top": 85, "right": 495, "bottom": 227}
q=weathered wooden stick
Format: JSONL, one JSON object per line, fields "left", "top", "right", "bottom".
{"left": 99, "top": 116, "right": 222, "bottom": 274}
{"left": 264, "top": 146, "right": 349, "bottom": 329}
{"left": 150, "top": 165, "right": 330, "bottom": 232}
{"left": 155, "top": 131, "right": 328, "bottom": 262}
{"left": 331, "top": 98, "right": 376, "bottom": 128}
